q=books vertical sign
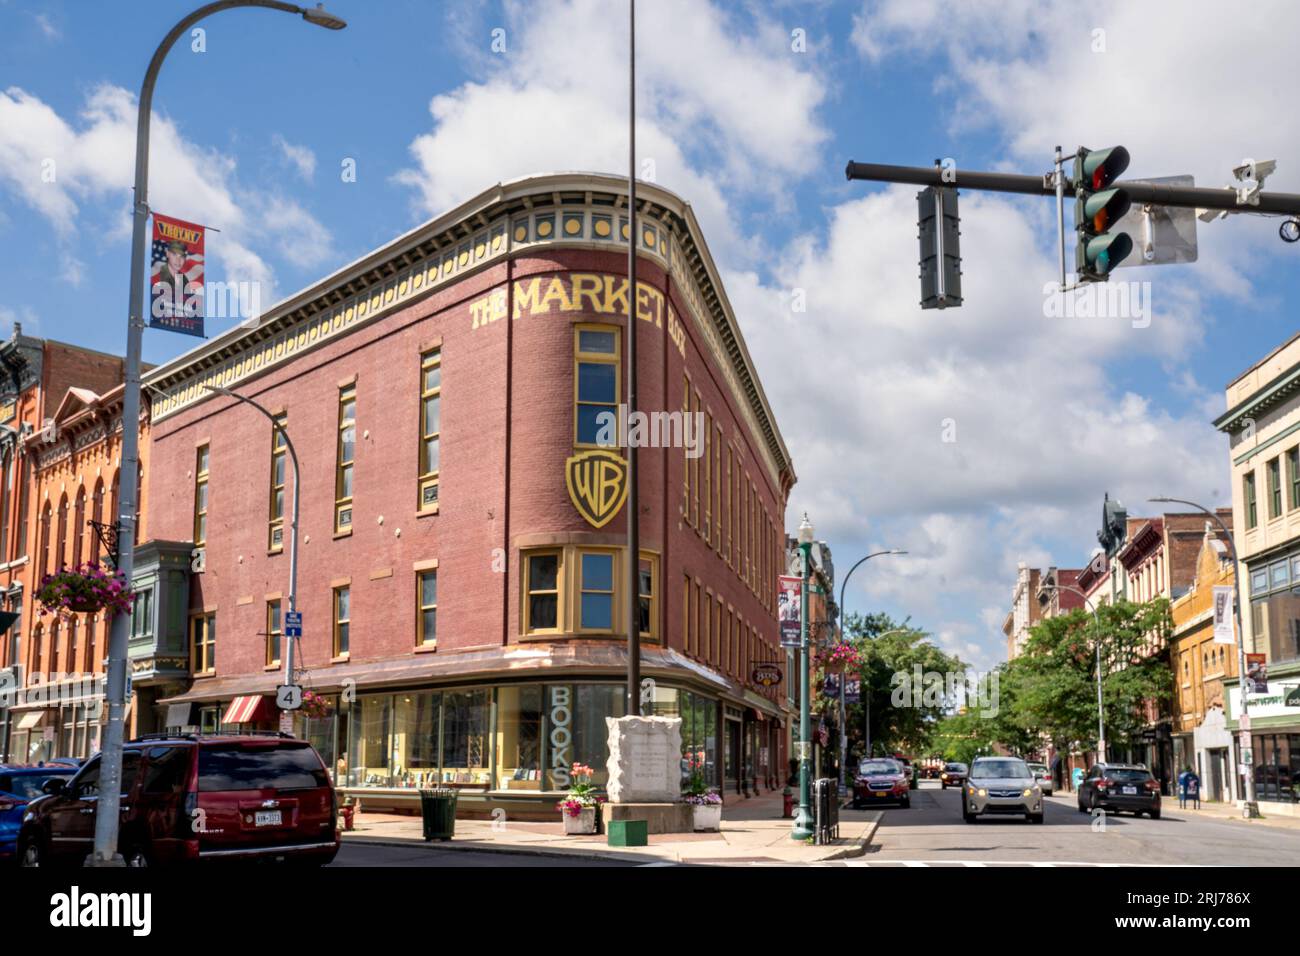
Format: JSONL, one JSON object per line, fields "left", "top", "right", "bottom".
{"left": 778, "top": 574, "right": 802, "bottom": 648}
{"left": 149, "top": 213, "right": 206, "bottom": 337}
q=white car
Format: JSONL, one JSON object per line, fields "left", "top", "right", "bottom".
{"left": 1027, "top": 762, "right": 1053, "bottom": 795}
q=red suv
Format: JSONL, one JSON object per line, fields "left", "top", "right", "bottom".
{"left": 17, "top": 732, "right": 339, "bottom": 867}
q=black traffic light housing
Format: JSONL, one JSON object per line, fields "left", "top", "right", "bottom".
{"left": 918, "top": 185, "right": 962, "bottom": 309}
{"left": 1074, "top": 146, "right": 1133, "bottom": 282}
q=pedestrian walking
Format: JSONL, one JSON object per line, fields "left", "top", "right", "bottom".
{"left": 1177, "top": 765, "right": 1202, "bottom": 809}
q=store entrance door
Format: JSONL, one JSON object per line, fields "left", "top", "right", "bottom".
{"left": 724, "top": 718, "right": 742, "bottom": 795}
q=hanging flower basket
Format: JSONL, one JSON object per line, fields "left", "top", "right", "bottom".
{"left": 300, "top": 690, "right": 332, "bottom": 720}
{"left": 36, "top": 563, "right": 134, "bottom": 621}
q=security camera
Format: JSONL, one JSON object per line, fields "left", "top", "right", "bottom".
{"left": 1281, "top": 218, "right": 1300, "bottom": 243}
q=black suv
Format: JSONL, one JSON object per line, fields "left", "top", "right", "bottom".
{"left": 18, "top": 732, "right": 339, "bottom": 867}
{"left": 1076, "top": 762, "right": 1161, "bottom": 818}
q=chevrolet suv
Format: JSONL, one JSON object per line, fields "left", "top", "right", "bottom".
{"left": 17, "top": 732, "right": 339, "bottom": 867}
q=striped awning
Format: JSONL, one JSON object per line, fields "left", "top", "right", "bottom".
{"left": 222, "top": 695, "right": 266, "bottom": 724}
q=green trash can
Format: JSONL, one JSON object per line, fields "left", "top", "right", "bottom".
{"left": 419, "top": 788, "right": 458, "bottom": 841}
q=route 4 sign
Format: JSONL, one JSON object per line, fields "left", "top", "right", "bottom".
{"left": 276, "top": 684, "right": 304, "bottom": 711}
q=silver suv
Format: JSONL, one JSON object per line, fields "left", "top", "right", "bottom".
{"left": 963, "top": 756, "right": 1044, "bottom": 824}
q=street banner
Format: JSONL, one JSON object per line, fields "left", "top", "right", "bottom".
{"left": 1212, "top": 586, "right": 1236, "bottom": 644}
{"left": 149, "top": 212, "right": 206, "bottom": 337}
{"left": 845, "top": 676, "right": 860, "bottom": 705}
{"left": 823, "top": 674, "right": 840, "bottom": 698}
{"left": 1246, "top": 653, "right": 1268, "bottom": 694}
{"left": 777, "top": 575, "right": 801, "bottom": 647}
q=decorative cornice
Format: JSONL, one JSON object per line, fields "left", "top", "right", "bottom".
{"left": 143, "top": 173, "right": 794, "bottom": 490}
{"left": 1214, "top": 360, "right": 1300, "bottom": 434}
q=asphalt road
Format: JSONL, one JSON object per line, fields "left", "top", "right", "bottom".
{"left": 843, "top": 780, "right": 1300, "bottom": 866}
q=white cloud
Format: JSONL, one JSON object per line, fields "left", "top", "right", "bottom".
{"left": 273, "top": 134, "right": 316, "bottom": 182}
{"left": 0, "top": 84, "right": 336, "bottom": 311}
{"left": 398, "top": 0, "right": 829, "bottom": 251}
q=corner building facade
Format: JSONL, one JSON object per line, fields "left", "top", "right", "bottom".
{"left": 141, "top": 174, "right": 796, "bottom": 816}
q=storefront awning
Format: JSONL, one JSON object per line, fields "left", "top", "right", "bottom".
{"left": 165, "top": 702, "right": 193, "bottom": 729}
{"left": 222, "top": 695, "right": 267, "bottom": 724}
{"left": 15, "top": 710, "right": 44, "bottom": 730}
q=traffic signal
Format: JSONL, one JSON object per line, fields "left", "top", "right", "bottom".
{"left": 918, "top": 185, "right": 962, "bottom": 309}
{"left": 1074, "top": 146, "right": 1133, "bottom": 281}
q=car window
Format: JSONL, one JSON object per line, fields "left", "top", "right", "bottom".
{"left": 1106, "top": 769, "right": 1153, "bottom": 783}
{"left": 198, "top": 743, "right": 329, "bottom": 792}
{"left": 970, "top": 759, "right": 1030, "bottom": 779}
{"left": 2, "top": 772, "right": 71, "bottom": 800}
{"left": 859, "top": 760, "right": 900, "bottom": 775}
{"left": 143, "top": 746, "right": 192, "bottom": 795}
{"left": 944, "top": 763, "right": 967, "bottom": 772}
{"left": 71, "top": 753, "right": 141, "bottom": 797}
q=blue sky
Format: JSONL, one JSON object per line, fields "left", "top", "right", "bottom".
{"left": 3, "top": 0, "right": 1299, "bottom": 668}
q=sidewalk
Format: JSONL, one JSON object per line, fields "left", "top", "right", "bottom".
{"left": 1167, "top": 801, "right": 1300, "bottom": 831}
{"left": 342, "top": 790, "right": 880, "bottom": 864}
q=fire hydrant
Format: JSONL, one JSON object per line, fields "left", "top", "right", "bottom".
{"left": 339, "top": 802, "right": 356, "bottom": 831}
{"left": 782, "top": 786, "right": 795, "bottom": 819}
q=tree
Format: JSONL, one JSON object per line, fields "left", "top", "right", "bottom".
{"left": 1006, "top": 598, "right": 1173, "bottom": 759}
{"left": 835, "top": 612, "right": 964, "bottom": 759}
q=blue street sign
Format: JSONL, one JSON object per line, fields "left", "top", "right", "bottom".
{"left": 285, "top": 611, "right": 302, "bottom": 637}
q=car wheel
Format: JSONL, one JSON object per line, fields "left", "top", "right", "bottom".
{"left": 851, "top": 799, "right": 862, "bottom": 810}
{"left": 1149, "top": 809, "right": 1161, "bottom": 820}
{"left": 941, "top": 782, "right": 947, "bottom": 789}
{"left": 1089, "top": 792, "right": 1099, "bottom": 812}
{"left": 123, "top": 845, "right": 150, "bottom": 868}
{"left": 901, "top": 796, "right": 910, "bottom": 809}
{"left": 1029, "top": 812, "right": 1045, "bottom": 825}
{"left": 18, "top": 835, "right": 45, "bottom": 868}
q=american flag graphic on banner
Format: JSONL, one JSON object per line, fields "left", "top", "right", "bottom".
{"left": 149, "top": 212, "right": 206, "bottom": 337}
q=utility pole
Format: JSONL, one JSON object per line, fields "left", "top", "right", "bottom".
{"left": 791, "top": 514, "right": 815, "bottom": 840}
{"left": 625, "top": 0, "right": 641, "bottom": 719}
{"left": 93, "top": 0, "right": 345, "bottom": 868}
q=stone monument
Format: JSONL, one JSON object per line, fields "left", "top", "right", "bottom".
{"left": 602, "top": 715, "right": 692, "bottom": 833}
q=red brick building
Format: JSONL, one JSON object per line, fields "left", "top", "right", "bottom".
{"left": 140, "top": 173, "right": 796, "bottom": 814}
{"left": 0, "top": 329, "right": 126, "bottom": 763}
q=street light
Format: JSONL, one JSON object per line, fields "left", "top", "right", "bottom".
{"left": 792, "top": 513, "right": 815, "bottom": 839}
{"left": 1150, "top": 496, "right": 1258, "bottom": 818}
{"left": 1037, "top": 582, "right": 1107, "bottom": 766}
{"left": 94, "top": 0, "right": 346, "bottom": 868}
{"left": 836, "top": 549, "right": 907, "bottom": 787}
{"left": 205, "top": 386, "right": 300, "bottom": 734}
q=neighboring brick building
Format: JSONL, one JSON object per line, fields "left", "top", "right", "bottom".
{"left": 139, "top": 173, "right": 796, "bottom": 815}
{"left": 1169, "top": 523, "right": 1239, "bottom": 803}
{"left": 0, "top": 328, "right": 125, "bottom": 763}
{"left": 6, "top": 384, "right": 150, "bottom": 763}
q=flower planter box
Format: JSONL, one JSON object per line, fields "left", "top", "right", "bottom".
{"left": 692, "top": 804, "right": 722, "bottom": 832}
{"left": 562, "top": 807, "right": 597, "bottom": 834}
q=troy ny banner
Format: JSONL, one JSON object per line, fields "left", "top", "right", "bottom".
{"left": 149, "top": 212, "right": 206, "bottom": 337}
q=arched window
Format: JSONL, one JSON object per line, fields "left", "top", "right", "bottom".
{"left": 90, "top": 479, "right": 104, "bottom": 564}
{"left": 38, "top": 500, "right": 51, "bottom": 577}
{"left": 49, "top": 622, "right": 60, "bottom": 677}
{"left": 31, "top": 623, "right": 42, "bottom": 679}
{"left": 110, "top": 470, "right": 120, "bottom": 536}
{"left": 67, "top": 619, "right": 78, "bottom": 677}
{"left": 56, "top": 494, "right": 68, "bottom": 570}
{"left": 73, "top": 487, "right": 86, "bottom": 568}
{"left": 14, "top": 452, "right": 29, "bottom": 564}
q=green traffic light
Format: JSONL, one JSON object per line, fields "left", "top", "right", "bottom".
{"left": 1077, "top": 232, "right": 1133, "bottom": 276}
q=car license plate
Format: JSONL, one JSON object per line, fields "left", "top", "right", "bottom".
{"left": 874, "top": 792, "right": 887, "bottom": 797}
{"left": 254, "top": 810, "right": 282, "bottom": 827}
{"left": 1123, "top": 786, "right": 1137, "bottom": 795}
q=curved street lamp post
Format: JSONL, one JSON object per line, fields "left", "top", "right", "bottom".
{"left": 93, "top": 0, "right": 346, "bottom": 867}
{"left": 836, "top": 550, "right": 906, "bottom": 787}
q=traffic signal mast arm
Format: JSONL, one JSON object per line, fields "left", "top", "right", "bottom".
{"left": 845, "top": 161, "right": 1300, "bottom": 216}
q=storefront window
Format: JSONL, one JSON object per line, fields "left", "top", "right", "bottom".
{"left": 297, "top": 707, "right": 346, "bottom": 784}
{"left": 496, "top": 685, "right": 543, "bottom": 791}
{"left": 348, "top": 694, "right": 393, "bottom": 787}
{"left": 1251, "top": 733, "right": 1300, "bottom": 803}
{"left": 677, "top": 690, "right": 719, "bottom": 789}
{"left": 392, "top": 691, "right": 440, "bottom": 788}
{"left": 544, "top": 683, "right": 624, "bottom": 790}
{"left": 441, "top": 689, "right": 489, "bottom": 785}
{"left": 1250, "top": 591, "right": 1300, "bottom": 665}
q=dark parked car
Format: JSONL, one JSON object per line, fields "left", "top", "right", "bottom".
{"left": 852, "top": 758, "right": 911, "bottom": 809}
{"left": 939, "top": 762, "right": 968, "bottom": 788}
{"left": 0, "top": 765, "right": 77, "bottom": 861}
{"left": 1076, "top": 763, "right": 1161, "bottom": 818}
{"left": 17, "top": 732, "right": 340, "bottom": 867}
